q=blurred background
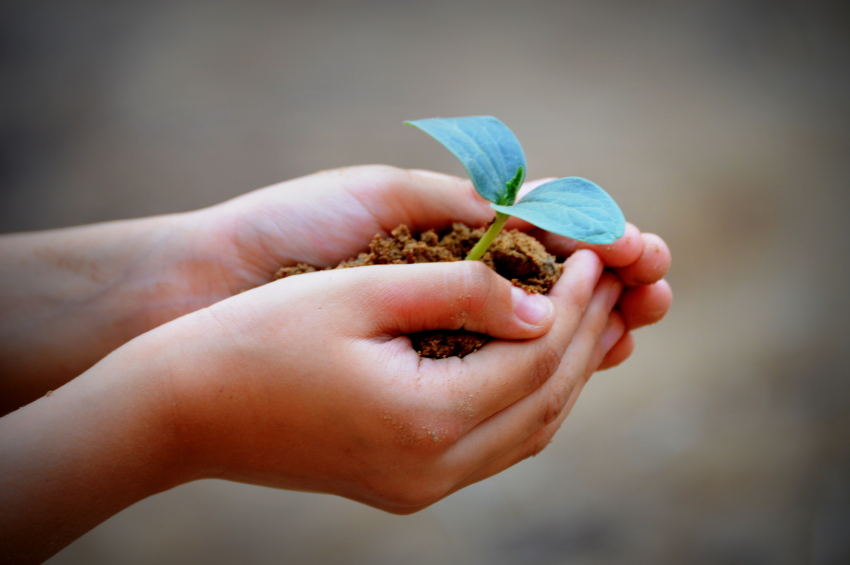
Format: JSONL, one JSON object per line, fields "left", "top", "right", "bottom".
{"left": 2, "top": 0, "right": 849, "bottom": 563}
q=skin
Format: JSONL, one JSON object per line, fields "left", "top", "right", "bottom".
{"left": 0, "top": 166, "right": 671, "bottom": 564}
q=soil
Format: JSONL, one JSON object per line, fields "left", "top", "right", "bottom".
{"left": 275, "top": 223, "right": 562, "bottom": 359}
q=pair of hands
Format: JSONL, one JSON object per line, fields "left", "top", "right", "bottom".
{"left": 0, "top": 165, "right": 671, "bottom": 563}
{"left": 151, "top": 165, "right": 671, "bottom": 508}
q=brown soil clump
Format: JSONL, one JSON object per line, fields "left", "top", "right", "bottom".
{"left": 275, "top": 223, "right": 562, "bottom": 358}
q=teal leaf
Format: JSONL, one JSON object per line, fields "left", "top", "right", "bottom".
{"left": 405, "top": 116, "right": 526, "bottom": 205}
{"left": 492, "top": 177, "right": 626, "bottom": 244}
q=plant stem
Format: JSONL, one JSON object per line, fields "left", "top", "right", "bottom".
{"left": 465, "top": 211, "right": 511, "bottom": 261}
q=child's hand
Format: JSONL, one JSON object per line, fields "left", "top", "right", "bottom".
{"left": 0, "top": 240, "right": 622, "bottom": 563}
{"left": 151, "top": 248, "right": 619, "bottom": 512}
{"left": 195, "top": 166, "right": 671, "bottom": 370}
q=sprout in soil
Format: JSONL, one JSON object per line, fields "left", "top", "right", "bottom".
{"left": 405, "top": 116, "right": 626, "bottom": 261}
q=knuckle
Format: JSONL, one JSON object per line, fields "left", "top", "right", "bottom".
{"left": 383, "top": 405, "right": 465, "bottom": 453}
{"left": 529, "top": 343, "right": 562, "bottom": 390}
{"left": 444, "top": 261, "right": 502, "bottom": 328}
{"left": 456, "top": 260, "right": 498, "bottom": 303}
{"left": 419, "top": 395, "right": 467, "bottom": 445}
{"left": 416, "top": 417, "right": 465, "bottom": 449}
{"left": 562, "top": 287, "right": 589, "bottom": 321}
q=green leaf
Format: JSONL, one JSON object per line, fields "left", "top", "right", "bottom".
{"left": 503, "top": 165, "right": 524, "bottom": 205}
{"left": 405, "top": 116, "right": 527, "bottom": 205}
{"left": 492, "top": 177, "right": 626, "bottom": 244}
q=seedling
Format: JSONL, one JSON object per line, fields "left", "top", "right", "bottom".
{"left": 405, "top": 116, "right": 625, "bottom": 261}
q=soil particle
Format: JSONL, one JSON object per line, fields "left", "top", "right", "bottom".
{"left": 275, "top": 223, "right": 562, "bottom": 359}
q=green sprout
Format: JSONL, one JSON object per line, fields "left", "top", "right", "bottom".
{"left": 405, "top": 116, "right": 626, "bottom": 261}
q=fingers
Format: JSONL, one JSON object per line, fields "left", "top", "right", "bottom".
{"left": 524, "top": 222, "right": 644, "bottom": 268}
{"left": 590, "top": 276, "right": 671, "bottom": 370}
{"left": 450, "top": 361, "right": 586, "bottom": 491}
{"left": 588, "top": 311, "right": 627, "bottom": 371}
{"left": 596, "top": 331, "right": 635, "bottom": 371}
{"left": 373, "top": 250, "right": 603, "bottom": 437}
{"left": 447, "top": 281, "right": 626, "bottom": 489}
{"left": 450, "top": 410, "right": 570, "bottom": 492}
{"left": 343, "top": 261, "right": 558, "bottom": 340}
{"left": 511, "top": 178, "right": 645, "bottom": 268}
{"left": 593, "top": 277, "right": 671, "bottom": 370}
{"left": 511, "top": 181, "right": 673, "bottom": 284}
{"left": 615, "top": 233, "right": 671, "bottom": 286}
{"left": 617, "top": 279, "right": 672, "bottom": 329}
{"left": 446, "top": 250, "right": 603, "bottom": 425}
{"left": 216, "top": 165, "right": 497, "bottom": 271}
{"left": 270, "top": 251, "right": 603, "bottom": 437}
{"left": 443, "top": 271, "right": 622, "bottom": 475}
{"left": 332, "top": 166, "right": 496, "bottom": 234}
{"left": 343, "top": 251, "right": 603, "bottom": 462}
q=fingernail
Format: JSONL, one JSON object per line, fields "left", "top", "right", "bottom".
{"left": 512, "top": 286, "right": 553, "bottom": 326}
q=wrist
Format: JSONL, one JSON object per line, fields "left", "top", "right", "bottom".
{"left": 0, "top": 329, "right": 192, "bottom": 563}
{"left": 140, "top": 304, "right": 258, "bottom": 482}
{"left": 0, "top": 212, "right": 235, "bottom": 412}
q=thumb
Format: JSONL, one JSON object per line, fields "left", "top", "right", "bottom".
{"left": 341, "top": 261, "right": 555, "bottom": 340}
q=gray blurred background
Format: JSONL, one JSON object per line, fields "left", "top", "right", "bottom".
{"left": 2, "top": 0, "right": 849, "bottom": 563}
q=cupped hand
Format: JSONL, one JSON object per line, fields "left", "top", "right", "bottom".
{"left": 190, "top": 166, "right": 671, "bottom": 369}
{"left": 155, "top": 248, "right": 621, "bottom": 512}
